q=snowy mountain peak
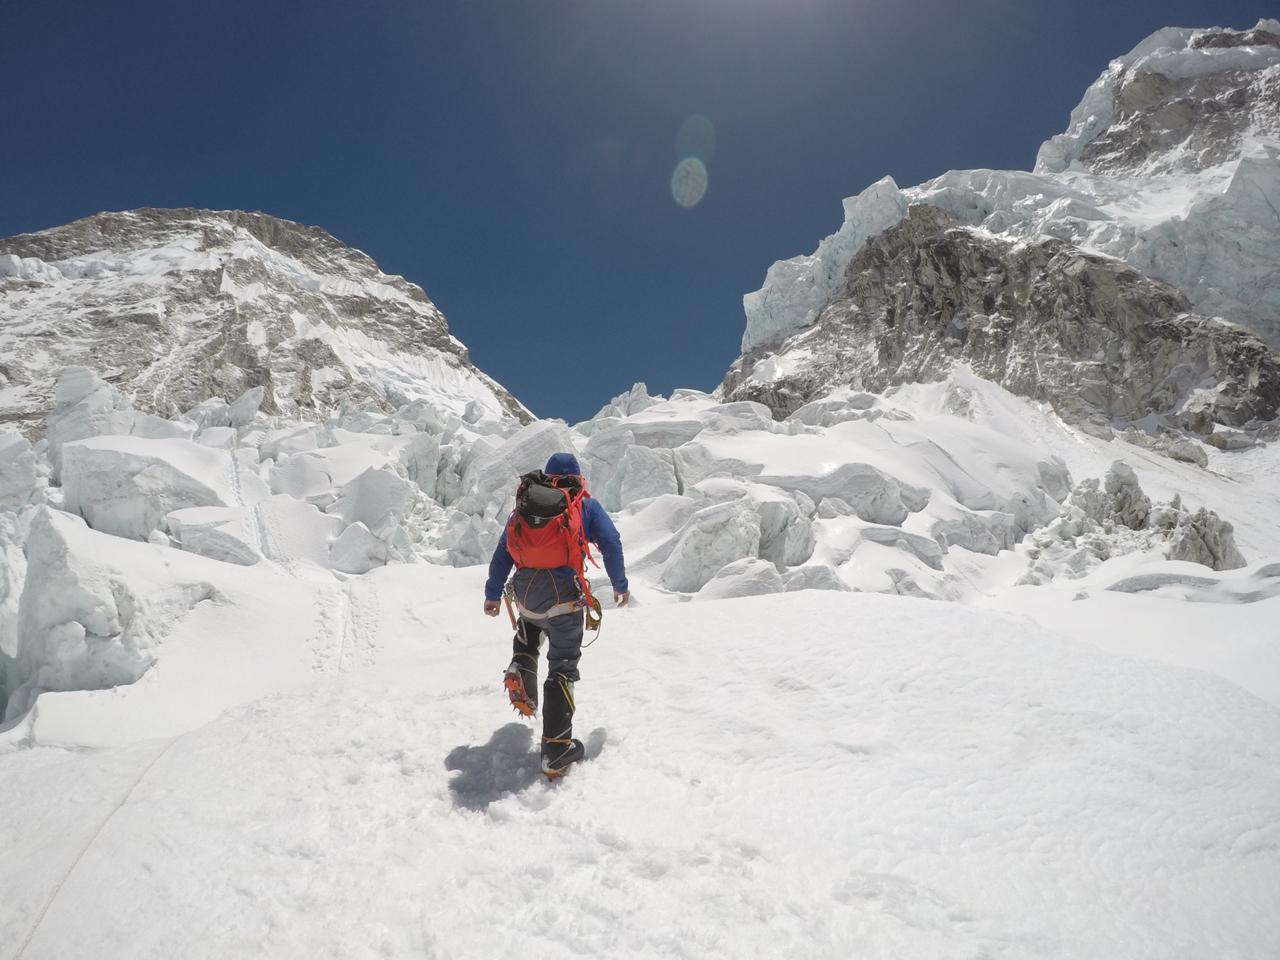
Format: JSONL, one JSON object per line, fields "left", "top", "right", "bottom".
{"left": 0, "top": 208, "right": 530, "bottom": 430}
{"left": 728, "top": 20, "right": 1280, "bottom": 438}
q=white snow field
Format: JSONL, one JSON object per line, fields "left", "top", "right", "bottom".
{"left": 3, "top": 564, "right": 1279, "bottom": 960}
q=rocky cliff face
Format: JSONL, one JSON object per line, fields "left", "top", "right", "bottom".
{"left": 727, "top": 20, "right": 1280, "bottom": 438}
{"left": 0, "top": 208, "right": 529, "bottom": 432}
{"left": 724, "top": 205, "right": 1280, "bottom": 433}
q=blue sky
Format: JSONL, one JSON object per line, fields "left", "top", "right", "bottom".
{"left": 2, "top": 0, "right": 1272, "bottom": 421}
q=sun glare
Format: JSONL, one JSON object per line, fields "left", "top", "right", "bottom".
{"left": 671, "top": 114, "right": 716, "bottom": 208}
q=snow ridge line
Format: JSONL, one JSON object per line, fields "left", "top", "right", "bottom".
{"left": 11, "top": 735, "right": 184, "bottom": 960}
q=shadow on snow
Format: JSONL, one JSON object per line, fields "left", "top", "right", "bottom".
{"left": 445, "top": 723, "right": 607, "bottom": 811}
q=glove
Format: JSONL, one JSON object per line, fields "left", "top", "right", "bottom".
{"left": 483, "top": 599, "right": 501, "bottom": 617}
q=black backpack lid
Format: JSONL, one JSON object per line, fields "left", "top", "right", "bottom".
{"left": 516, "top": 472, "right": 569, "bottom": 527}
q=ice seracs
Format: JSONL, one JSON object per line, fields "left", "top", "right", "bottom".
{"left": 4, "top": 508, "right": 218, "bottom": 723}
{"left": 741, "top": 176, "right": 909, "bottom": 354}
{"left": 1018, "top": 460, "right": 1248, "bottom": 587}
{"left": 695, "top": 557, "right": 785, "bottom": 600}
{"left": 3, "top": 329, "right": 1275, "bottom": 723}
{"left": 0, "top": 431, "right": 37, "bottom": 512}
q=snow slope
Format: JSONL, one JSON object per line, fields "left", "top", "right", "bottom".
{"left": 3, "top": 573, "right": 1279, "bottom": 960}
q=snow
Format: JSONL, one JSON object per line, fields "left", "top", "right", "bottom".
{"left": 45, "top": 367, "right": 194, "bottom": 479}
{"left": 1038, "top": 19, "right": 1280, "bottom": 174}
{"left": 327, "top": 467, "right": 417, "bottom": 540}
{"left": 329, "top": 521, "right": 389, "bottom": 575}
{"left": 694, "top": 556, "right": 785, "bottom": 599}
{"left": 657, "top": 498, "right": 761, "bottom": 593}
{"left": 2, "top": 583, "right": 1279, "bottom": 958}
{"left": 615, "top": 443, "right": 678, "bottom": 507}
{"left": 287, "top": 312, "right": 514, "bottom": 423}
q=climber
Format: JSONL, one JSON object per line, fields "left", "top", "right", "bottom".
{"left": 483, "top": 452, "right": 629, "bottom": 777}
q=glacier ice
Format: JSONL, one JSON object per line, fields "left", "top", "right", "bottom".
{"left": 0, "top": 430, "right": 37, "bottom": 512}
{"left": 326, "top": 466, "right": 418, "bottom": 541}
{"left": 329, "top": 522, "right": 389, "bottom": 575}
{"left": 61, "top": 435, "right": 254, "bottom": 541}
{"left": 166, "top": 506, "right": 267, "bottom": 566}
{"left": 5, "top": 508, "right": 217, "bottom": 721}
{"left": 658, "top": 499, "right": 761, "bottom": 594}
{"left": 737, "top": 18, "right": 1280, "bottom": 381}
{"left": 616, "top": 445, "right": 679, "bottom": 508}
{"left": 782, "top": 564, "right": 849, "bottom": 592}
{"left": 756, "top": 462, "right": 923, "bottom": 526}
{"left": 695, "top": 557, "right": 786, "bottom": 600}
{"left": 453, "top": 419, "right": 577, "bottom": 517}
{"left": 741, "top": 177, "right": 909, "bottom": 353}
{"left": 46, "top": 367, "right": 195, "bottom": 480}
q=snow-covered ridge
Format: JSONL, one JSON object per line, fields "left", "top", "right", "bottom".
{"left": 739, "top": 19, "right": 1280, "bottom": 358}
{"left": 0, "top": 208, "right": 530, "bottom": 429}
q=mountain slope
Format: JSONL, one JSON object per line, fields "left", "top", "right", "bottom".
{"left": 0, "top": 208, "right": 529, "bottom": 429}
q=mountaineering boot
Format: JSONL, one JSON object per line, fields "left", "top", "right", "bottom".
{"left": 541, "top": 672, "right": 583, "bottom": 777}
{"left": 541, "top": 737, "right": 585, "bottom": 778}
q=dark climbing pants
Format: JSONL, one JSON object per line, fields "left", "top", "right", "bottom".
{"left": 508, "top": 568, "right": 584, "bottom": 743}
{"left": 509, "top": 568, "right": 585, "bottom": 681}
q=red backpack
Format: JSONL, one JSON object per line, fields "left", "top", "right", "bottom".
{"left": 505, "top": 471, "right": 598, "bottom": 606}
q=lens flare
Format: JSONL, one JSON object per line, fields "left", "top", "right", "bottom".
{"left": 676, "top": 114, "right": 716, "bottom": 164}
{"left": 671, "top": 157, "right": 708, "bottom": 207}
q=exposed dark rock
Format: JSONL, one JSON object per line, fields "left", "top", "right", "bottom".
{"left": 1080, "top": 67, "right": 1280, "bottom": 176}
{"left": 1191, "top": 27, "right": 1280, "bottom": 50}
{"left": 723, "top": 205, "right": 1280, "bottom": 431}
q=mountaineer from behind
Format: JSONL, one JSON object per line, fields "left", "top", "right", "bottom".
{"left": 483, "top": 452, "right": 629, "bottom": 777}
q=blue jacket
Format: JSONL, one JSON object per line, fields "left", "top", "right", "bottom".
{"left": 485, "top": 496, "right": 628, "bottom": 600}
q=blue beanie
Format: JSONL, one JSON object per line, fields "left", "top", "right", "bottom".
{"left": 545, "top": 452, "right": 581, "bottom": 476}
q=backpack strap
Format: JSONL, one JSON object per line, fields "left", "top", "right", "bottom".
{"left": 559, "top": 486, "right": 599, "bottom": 609}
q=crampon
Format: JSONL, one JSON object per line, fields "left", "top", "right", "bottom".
{"left": 502, "top": 667, "right": 536, "bottom": 717}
